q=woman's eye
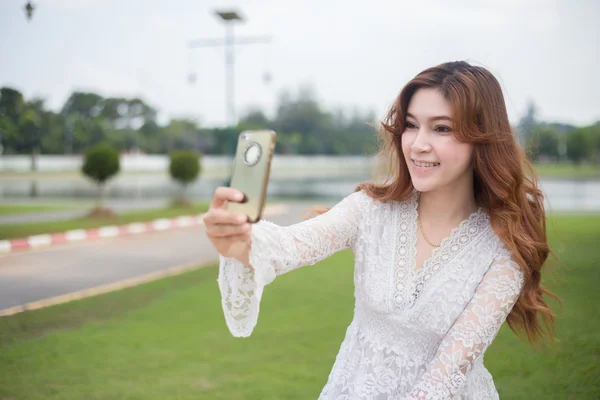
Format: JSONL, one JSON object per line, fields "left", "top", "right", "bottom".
{"left": 435, "top": 125, "right": 452, "bottom": 133}
{"left": 404, "top": 122, "right": 417, "bottom": 129}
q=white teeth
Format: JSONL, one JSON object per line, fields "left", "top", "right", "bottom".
{"left": 414, "top": 160, "right": 440, "bottom": 168}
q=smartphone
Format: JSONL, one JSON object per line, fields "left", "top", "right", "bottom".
{"left": 226, "top": 130, "right": 276, "bottom": 223}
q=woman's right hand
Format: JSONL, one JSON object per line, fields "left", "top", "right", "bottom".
{"left": 203, "top": 187, "right": 253, "bottom": 266}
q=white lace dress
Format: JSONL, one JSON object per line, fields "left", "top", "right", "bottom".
{"left": 218, "top": 189, "right": 524, "bottom": 399}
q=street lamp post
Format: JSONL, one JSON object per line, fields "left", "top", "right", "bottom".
{"left": 217, "top": 11, "right": 242, "bottom": 127}
{"left": 188, "top": 9, "right": 271, "bottom": 127}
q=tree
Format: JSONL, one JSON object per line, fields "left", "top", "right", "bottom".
{"left": 330, "top": 107, "right": 378, "bottom": 155}
{"left": 237, "top": 108, "right": 270, "bottom": 131}
{"left": 516, "top": 101, "right": 537, "bottom": 145}
{"left": 526, "top": 126, "right": 560, "bottom": 162}
{"left": 0, "top": 89, "right": 50, "bottom": 196}
{"left": 161, "top": 118, "right": 202, "bottom": 153}
{"left": 19, "top": 99, "right": 43, "bottom": 184}
{"left": 81, "top": 143, "right": 121, "bottom": 214}
{"left": 591, "top": 123, "right": 600, "bottom": 165}
{"left": 61, "top": 92, "right": 108, "bottom": 153}
{"left": 0, "top": 88, "right": 25, "bottom": 155}
{"left": 273, "top": 86, "right": 334, "bottom": 154}
{"left": 169, "top": 150, "right": 201, "bottom": 206}
{"left": 61, "top": 92, "right": 104, "bottom": 118}
{"left": 39, "top": 111, "right": 67, "bottom": 154}
{"left": 566, "top": 128, "right": 594, "bottom": 165}
{"left": 0, "top": 87, "right": 25, "bottom": 119}
{"left": 0, "top": 86, "right": 417, "bottom": 157}
{"left": 211, "top": 127, "right": 239, "bottom": 155}
{"left": 101, "top": 97, "right": 157, "bottom": 130}
{"left": 575, "top": 123, "right": 600, "bottom": 166}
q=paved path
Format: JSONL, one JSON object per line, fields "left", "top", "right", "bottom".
{"left": 0, "top": 201, "right": 326, "bottom": 313}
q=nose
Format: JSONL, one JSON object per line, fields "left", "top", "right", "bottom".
{"left": 410, "top": 128, "right": 432, "bottom": 153}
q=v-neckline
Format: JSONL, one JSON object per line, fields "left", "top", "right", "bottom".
{"left": 413, "top": 201, "right": 482, "bottom": 275}
{"left": 393, "top": 191, "right": 487, "bottom": 308}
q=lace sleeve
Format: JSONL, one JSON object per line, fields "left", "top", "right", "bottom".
{"left": 404, "top": 253, "right": 525, "bottom": 399}
{"left": 217, "top": 189, "right": 368, "bottom": 337}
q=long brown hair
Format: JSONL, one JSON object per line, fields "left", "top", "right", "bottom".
{"left": 307, "top": 61, "right": 558, "bottom": 344}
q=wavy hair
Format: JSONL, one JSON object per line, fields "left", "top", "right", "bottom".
{"left": 306, "top": 61, "right": 558, "bottom": 344}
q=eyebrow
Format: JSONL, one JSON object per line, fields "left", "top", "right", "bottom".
{"left": 406, "top": 112, "right": 453, "bottom": 122}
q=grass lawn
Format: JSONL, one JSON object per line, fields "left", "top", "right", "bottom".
{"left": 0, "top": 214, "right": 598, "bottom": 399}
{"left": 0, "top": 204, "right": 78, "bottom": 216}
{"left": 0, "top": 203, "right": 211, "bottom": 240}
{"left": 533, "top": 163, "right": 599, "bottom": 179}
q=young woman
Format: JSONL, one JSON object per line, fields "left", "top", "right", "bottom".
{"left": 204, "top": 61, "right": 557, "bottom": 399}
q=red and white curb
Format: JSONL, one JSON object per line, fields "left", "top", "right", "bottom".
{"left": 0, "top": 203, "right": 290, "bottom": 254}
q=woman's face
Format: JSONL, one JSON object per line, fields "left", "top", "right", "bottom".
{"left": 401, "top": 88, "right": 475, "bottom": 194}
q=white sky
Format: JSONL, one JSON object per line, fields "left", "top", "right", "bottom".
{"left": 1, "top": 0, "right": 598, "bottom": 128}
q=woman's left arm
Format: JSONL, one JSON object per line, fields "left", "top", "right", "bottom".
{"left": 404, "top": 254, "right": 525, "bottom": 400}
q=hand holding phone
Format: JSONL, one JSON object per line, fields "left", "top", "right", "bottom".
{"left": 204, "top": 186, "right": 253, "bottom": 265}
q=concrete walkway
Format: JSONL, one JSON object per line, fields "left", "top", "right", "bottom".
{"left": 0, "top": 201, "right": 324, "bottom": 315}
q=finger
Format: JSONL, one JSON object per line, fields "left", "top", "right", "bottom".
{"left": 203, "top": 209, "right": 248, "bottom": 226}
{"left": 222, "top": 232, "right": 251, "bottom": 243}
{"left": 206, "top": 223, "right": 251, "bottom": 238}
{"left": 210, "top": 187, "right": 246, "bottom": 209}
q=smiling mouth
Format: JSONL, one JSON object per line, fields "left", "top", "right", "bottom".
{"left": 412, "top": 159, "right": 440, "bottom": 168}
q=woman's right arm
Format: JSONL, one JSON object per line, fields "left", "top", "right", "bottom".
{"left": 204, "top": 187, "right": 368, "bottom": 337}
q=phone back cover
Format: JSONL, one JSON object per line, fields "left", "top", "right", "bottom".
{"left": 226, "top": 130, "right": 276, "bottom": 222}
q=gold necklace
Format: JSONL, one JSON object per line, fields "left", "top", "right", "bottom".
{"left": 418, "top": 213, "right": 440, "bottom": 248}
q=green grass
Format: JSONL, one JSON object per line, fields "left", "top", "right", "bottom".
{"left": 0, "top": 214, "right": 598, "bottom": 399}
{"left": 484, "top": 215, "right": 600, "bottom": 399}
{"left": 0, "top": 203, "right": 211, "bottom": 240}
{"left": 0, "top": 204, "right": 78, "bottom": 216}
{"left": 533, "top": 163, "right": 600, "bottom": 179}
